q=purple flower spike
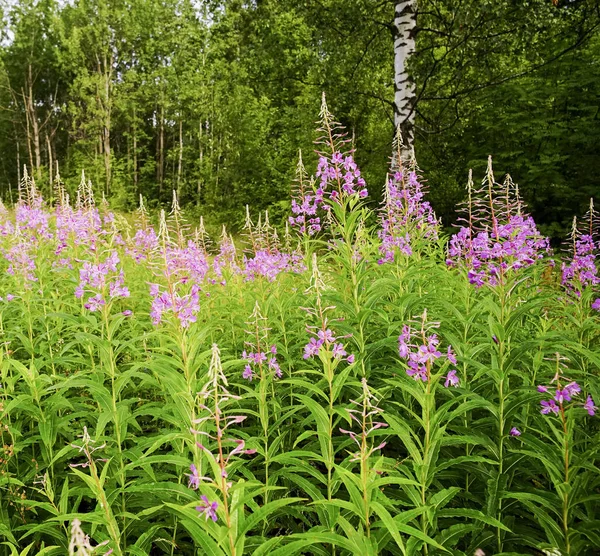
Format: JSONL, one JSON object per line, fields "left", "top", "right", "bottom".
{"left": 562, "top": 235, "right": 599, "bottom": 296}
{"left": 510, "top": 427, "right": 521, "bottom": 437}
{"left": 592, "top": 298, "right": 600, "bottom": 311}
{"left": 196, "top": 495, "right": 218, "bottom": 522}
{"left": 584, "top": 395, "right": 596, "bottom": 416}
{"left": 268, "top": 357, "right": 282, "bottom": 379}
{"left": 537, "top": 385, "right": 548, "bottom": 393}
{"left": 378, "top": 170, "right": 438, "bottom": 263}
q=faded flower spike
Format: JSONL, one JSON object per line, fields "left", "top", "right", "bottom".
{"left": 242, "top": 303, "right": 283, "bottom": 381}
{"left": 68, "top": 518, "right": 111, "bottom": 556}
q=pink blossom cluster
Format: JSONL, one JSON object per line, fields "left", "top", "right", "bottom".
{"left": 213, "top": 234, "right": 239, "bottom": 279}
{"left": 55, "top": 205, "right": 103, "bottom": 255}
{"left": 398, "top": 324, "right": 458, "bottom": 386}
{"left": 149, "top": 283, "right": 200, "bottom": 328}
{"left": 126, "top": 228, "right": 159, "bottom": 262}
{"left": 316, "top": 152, "right": 368, "bottom": 201}
{"left": 447, "top": 215, "right": 549, "bottom": 287}
{"left": 561, "top": 234, "right": 599, "bottom": 297}
{"left": 15, "top": 198, "right": 52, "bottom": 241}
{"left": 378, "top": 170, "right": 438, "bottom": 264}
{"left": 166, "top": 241, "right": 210, "bottom": 284}
{"left": 242, "top": 250, "right": 305, "bottom": 282}
{"left": 290, "top": 192, "right": 322, "bottom": 236}
{"left": 289, "top": 151, "right": 368, "bottom": 236}
{"left": 537, "top": 382, "right": 595, "bottom": 416}
{"left": 0, "top": 202, "right": 12, "bottom": 236}
{"left": 75, "top": 250, "right": 130, "bottom": 311}
{"left": 242, "top": 344, "right": 281, "bottom": 381}
{"left": 4, "top": 242, "right": 38, "bottom": 284}
{"left": 303, "top": 328, "right": 354, "bottom": 364}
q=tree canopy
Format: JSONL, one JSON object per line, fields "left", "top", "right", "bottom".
{"left": 0, "top": 0, "right": 598, "bottom": 236}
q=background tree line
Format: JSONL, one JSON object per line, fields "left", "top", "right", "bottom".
{"left": 0, "top": 0, "right": 599, "bottom": 236}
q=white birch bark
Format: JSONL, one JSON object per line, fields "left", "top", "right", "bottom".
{"left": 393, "top": 0, "right": 417, "bottom": 157}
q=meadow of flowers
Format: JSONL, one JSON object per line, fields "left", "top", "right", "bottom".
{"left": 0, "top": 100, "right": 599, "bottom": 555}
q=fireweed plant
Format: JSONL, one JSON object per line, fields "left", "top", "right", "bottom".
{"left": 509, "top": 354, "right": 599, "bottom": 555}
{"left": 560, "top": 207, "right": 600, "bottom": 399}
{"left": 378, "top": 130, "right": 440, "bottom": 266}
{"left": 0, "top": 100, "right": 599, "bottom": 556}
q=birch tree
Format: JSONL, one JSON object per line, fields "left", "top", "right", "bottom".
{"left": 393, "top": 0, "right": 417, "bottom": 158}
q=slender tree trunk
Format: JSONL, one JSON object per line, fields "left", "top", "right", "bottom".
{"left": 215, "top": 133, "right": 221, "bottom": 197}
{"left": 46, "top": 133, "right": 53, "bottom": 192}
{"left": 16, "top": 140, "right": 21, "bottom": 188}
{"left": 197, "top": 119, "right": 203, "bottom": 203}
{"left": 127, "top": 128, "right": 131, "bottom": 184}
{"left": 96, "top": 53, "right": 113, "bottom": 196}
{"left": 177, "top": 117, "right": 183, "bottom": 195}
{"left": 102, "top": 55, "right": 112, "bottom": 196}
{"left": 132, "top": 107, "right": 138, "bottom": 193}
{"left": 157, "top": 102, "right": 164, "bottom": 193}
{"left": 95, "top": 136, "right": 100, "bottom": 187}
{"left": 26, "top": 65, "right": 42, "bottom": 181}
{"left": 393, "top": 0, "right": 418, "bottom": 157}
{"left": 103, "top": 122, "right": 111, "bottom": 195}
{"left": 22, "top": 88, "right": 34, "bottom": 175}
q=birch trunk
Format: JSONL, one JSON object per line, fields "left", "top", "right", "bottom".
{"left": 177, "top": 118, "right": 183, "bottom": 194}
{"left": 393, "top": 0, "right": 418, "bottom": 158}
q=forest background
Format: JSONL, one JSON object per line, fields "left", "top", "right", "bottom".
{"left": 0, "top": 0, "right": 599, "bottom": 239}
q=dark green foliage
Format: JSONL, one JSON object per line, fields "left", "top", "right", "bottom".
{"left": 1, "top": 0, "right": 599, "bottom": 235}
